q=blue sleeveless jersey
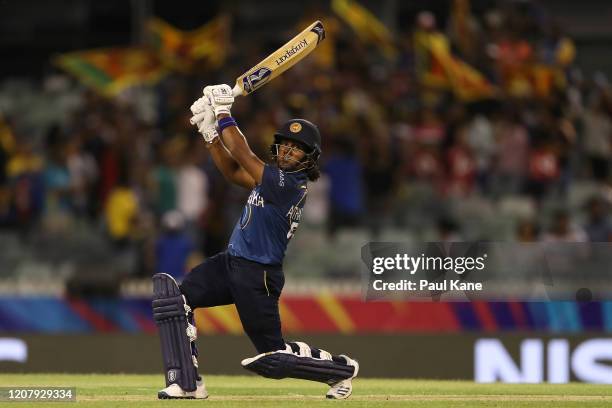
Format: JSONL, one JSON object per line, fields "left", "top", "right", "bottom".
{"left": 227, "top": 165, "right": 308, "bottom": 265}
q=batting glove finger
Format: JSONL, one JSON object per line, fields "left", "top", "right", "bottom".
{"left": 190, "top": 96, "right": 210, "bottom": 115}
{"left": 190, "top": 112, "right": 207, "bottom": 126}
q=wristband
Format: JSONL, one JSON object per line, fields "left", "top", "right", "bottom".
{"left": 218, "top": 116, "right": 237, "bottom": 133}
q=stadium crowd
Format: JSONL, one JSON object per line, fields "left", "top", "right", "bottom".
{"left": 1, "top": 0, "right": 611, "bottom": 280}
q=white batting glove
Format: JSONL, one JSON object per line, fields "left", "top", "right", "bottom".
{"left": 190, "top": 95, "right": 209, "bottom": 116}
{"left": 203, "top": 84, "right": 234, "bottom": 117}
{"left": 189, "top": 97, "right": 218, "bottom": 144}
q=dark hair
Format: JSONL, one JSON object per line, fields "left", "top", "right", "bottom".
{"left": 306, "top": 161, "right": 320, "bottom": 181}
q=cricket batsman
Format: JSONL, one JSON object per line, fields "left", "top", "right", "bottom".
{"left": 151, "top": 84, "right": 359, "bottom": 399}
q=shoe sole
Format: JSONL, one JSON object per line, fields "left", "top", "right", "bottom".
{"left": 158, "top": 392, "right": 195, "bottom": 399}
{"left": 326, "top": 389, "right": 352, "bottom": 400}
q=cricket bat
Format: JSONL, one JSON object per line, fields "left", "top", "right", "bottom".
{"left": 231, "top": 20, "right": 325, "bottom": 97}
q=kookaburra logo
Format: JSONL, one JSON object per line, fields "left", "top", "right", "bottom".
{"left": 167, "top": 370, "right": 176, "bottom": 382}
{"left": 244, "top": 67, "right": 272, "bottom": 92}
{"left": 248, "top": 69, "right": 269, "bottom": 82}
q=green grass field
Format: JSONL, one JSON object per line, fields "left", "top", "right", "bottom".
{"left": 1, "top": 374, "right": 612, "bottom": 407}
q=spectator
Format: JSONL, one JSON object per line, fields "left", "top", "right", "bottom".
{"left": 410, "top": 142, "right": 444, "bottom": 190}
{"left": 582, "top": 95, "right": 612, "bottom": 181}
{"left": 6, "top": 141, "right": 45, "bottom": 238}
{"left": 446, "top": 125, "right": 477, "bottom": 196}
{"left": 361, "top": 126, "right": 399, "bottom": 238}
{"left": 526, "top": 139, "right": 560, "bottom": 202}
{"left": 155, "top": 210, "right": 195, "bottom": 280}
{"left": 44, "top": 137, "right": 71, "bottom": 213}
{"left": 176, "top": 141, "right": 209, "bottom": 227}
{"left": 492, "top": 108, "right": 529, "bottom": 196}
{"left": 466, "top": 113, "right": 495, "bottom": 192}
{"left": 324, "top": 138, "right": 364, "bottom": 238}
{"left": 516, "top": 219, "right": 539, "bottom": 242}
{"left": 413, "top": 107, "right": 445, "bottom": 146}
{"left": 65, "top": 138, "right": 97, "bottom": 217}
{"left": 104, "top": 175, "right": 138, "bottom": 248}
{"left": 436, "top": 216, "right": 463, "bottom": 242}
{"left": 541, "top": 209, "right": 587, "bottom": 242}
{"left": 150, "top": 138, "right": 181, "bottom": 216}
{"left": 584, "top": 196, "right": 612, "bottom": 242}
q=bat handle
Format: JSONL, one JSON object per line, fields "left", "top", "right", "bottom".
{"left": 231, "top": 84, "right": 243, "bottom": 97}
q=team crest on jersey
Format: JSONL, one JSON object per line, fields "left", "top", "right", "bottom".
{"left": 247, "top": 190, "right": 265, "bottom": 208}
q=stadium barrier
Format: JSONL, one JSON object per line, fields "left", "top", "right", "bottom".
{"left": 1, "top": 296, "right": 612, "bottom": 333}
{"left": 1, "top": 333, "right": 611, "bottom": 383}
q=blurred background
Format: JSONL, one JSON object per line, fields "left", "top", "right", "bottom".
{"left": 1, "top": 0, "right": 612, "bottom": 382}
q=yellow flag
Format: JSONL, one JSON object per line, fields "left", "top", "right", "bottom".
{"left": 414, "top": 30, "right": 495, "bottom": 101}
{"left": 332, "top": 0, "right": 397, "bottom": 60}
{"left": 54, "top": 48, "right": 167, "bottom": 96}
{"left": 148, "top": 15, "right": 231, "bottom": 72}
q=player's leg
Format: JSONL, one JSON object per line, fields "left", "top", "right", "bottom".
{"left": 241, "top": 341, "right": 359, "bottom": 400}
{"left": 152, "top": 252, "right": 233, "bottom": 399}
{"left": 180, "top": 251, "right": 234, "bottom": 309}
{"left": 152, "top": 273, "right": 202, "bottom": 399}
{"left": 227, "top": 256, "right": 286, "bottom": 353}
{"left": 226, "top": 256, "right": 358, "bottom": 399}
{"left": 287, "top": 342, "right": 359, "bottom": 400}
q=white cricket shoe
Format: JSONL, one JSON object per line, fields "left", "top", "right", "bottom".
{"left": 326, "top": 355, "right": 359, "bottom": 400}
{"left": 194, "top": 379, "right": 209, "bottom": 399}
{"left": 158, "top": 379, "right": 208, "bottom": 399}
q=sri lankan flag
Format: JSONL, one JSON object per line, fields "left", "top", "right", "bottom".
{"left": 331, "top": 0, "right": 397, "bottom": 60}
{"left": 54, "top": 48, "right": 167, "bottom": 96}
{"left": 414, "top": 31, "right": 495, "bottom": 101}
{"left": 147, "top": 15, "right": 231, "bottom": 72}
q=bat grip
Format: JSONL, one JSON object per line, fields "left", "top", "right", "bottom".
{"left": 231, "top": 84, "right": 243, "bottom": 97}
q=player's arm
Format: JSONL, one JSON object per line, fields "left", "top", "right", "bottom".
{"left": 205, "top": 138, "right": 256, "bottom": 189}
{"left": 205, "top": 84, "right": 265, "bottom": 184}
{"left": 216, "top": 113, "right": 264, "bottom": 184}
{"left": 189, "top": 94, "right": 256, "bottom": 189}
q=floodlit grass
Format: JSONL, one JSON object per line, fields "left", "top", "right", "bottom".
{"left": 0, "top": 374, "right": 611, "bottom": 407}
